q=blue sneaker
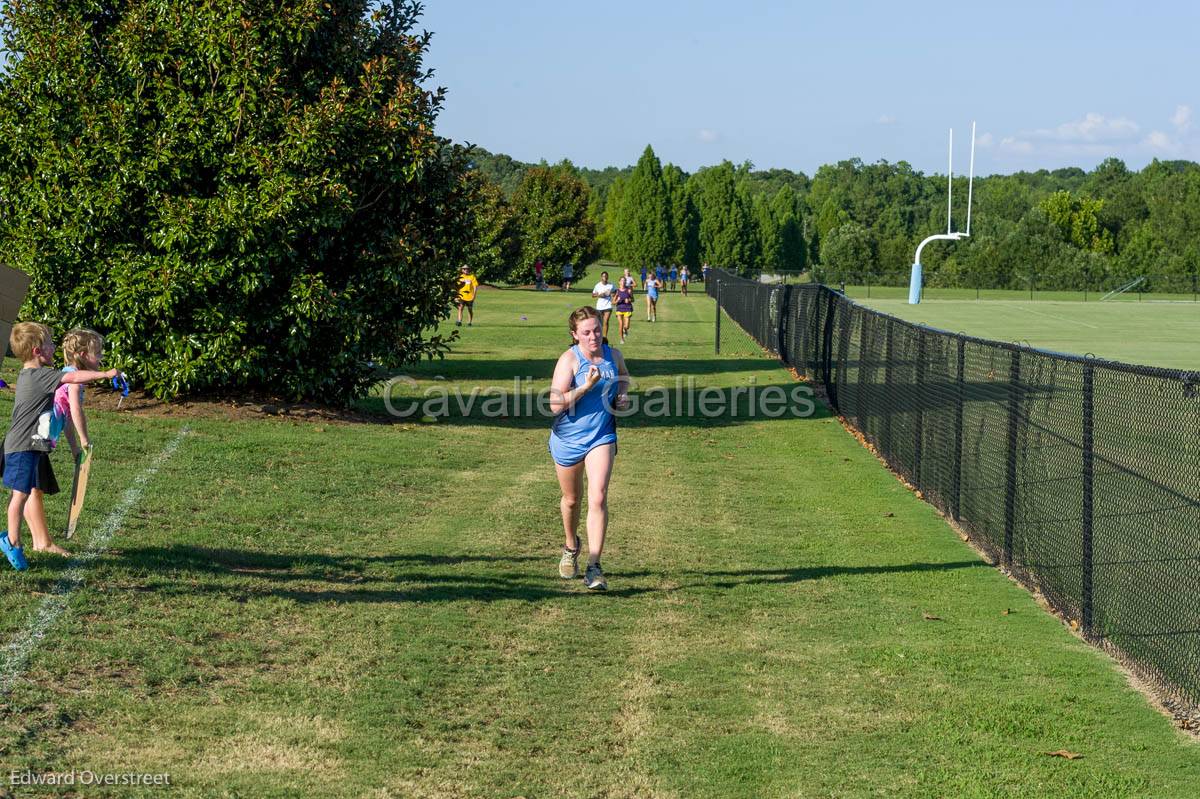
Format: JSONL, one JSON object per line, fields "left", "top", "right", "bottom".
{"left": 0, "top": 534, "right": 28, "bottom": 571}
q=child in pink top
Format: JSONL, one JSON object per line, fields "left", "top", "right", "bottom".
{"left": 55, "top": 329, "right": 107, "bottom": 457}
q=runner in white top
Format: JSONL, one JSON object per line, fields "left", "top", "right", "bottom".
{"left": 592, "top": 272, "right": 616, "bottom": 339}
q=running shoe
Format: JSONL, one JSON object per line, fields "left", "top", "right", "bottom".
{"left": 558, "top": 544, "right": 579, "bottom": 579}
{"left": 0, "top": 534, "right": 28, "bottom": 571}
{"left": 584, "top": 562, "right": 607, "bottom": 591}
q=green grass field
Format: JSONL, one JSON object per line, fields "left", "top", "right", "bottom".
{"left": 833, "top": 283, "right": 1200, "bottom": 305}
{"left": 849, "top": 296, "right": 1200, "bottom": 371}
{"left": 0, "top": 286, "right": 1196, "bottom": 797}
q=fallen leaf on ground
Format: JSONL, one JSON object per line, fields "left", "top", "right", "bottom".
{"left": 922, "top": 613, "right": 942, "bottom": 621}
{"left": 1002, "top": 609, "right": 1011, "bottom": 616}
{"left": 884, "top": 512, "right": 895, "bottom": 517}
{"left": 1045, "top": 750, "right": 1082, "bottom": 760}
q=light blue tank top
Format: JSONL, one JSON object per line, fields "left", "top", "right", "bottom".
{"left": 548, "top": 344, "right": 619, "bottom": 466}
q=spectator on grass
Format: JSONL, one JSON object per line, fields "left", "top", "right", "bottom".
{"left": 549, "top": 306, "right": 630, "bottom": 590}
{"left": 456, "top": 265, "right": 479, "bottom": 327}
{"left": 0, "top": 323, "right": 120, "bottom": 569}
{"left": 534, "top": 259, "right": 545, "bottom": 290}
{"left": 56, "top": 328, "right": 106, "bottom": 461}
{"left": 592, "top": 271, "right": 616, "bottom": 339}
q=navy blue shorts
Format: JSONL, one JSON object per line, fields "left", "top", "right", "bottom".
{"left": 1, "top": 450, "right": 60, "bottom": 495}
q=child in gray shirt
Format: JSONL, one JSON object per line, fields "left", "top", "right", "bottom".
{"left": 1, "top": 323, "right": 118, "bottom": 569}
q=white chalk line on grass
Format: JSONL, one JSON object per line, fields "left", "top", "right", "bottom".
{"left": 0, "top": 427, "right": 191, "bottom": 695}
{"left": 1003, "top": 302, "right": 1100, "bottom": 329}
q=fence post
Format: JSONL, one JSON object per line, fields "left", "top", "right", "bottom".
{"left": 714, "top": 279, "right": 721, "bottom": 355}
{"left": 778, "top": 285, "right": 792, "bottom": 366}
{"left": 913, "top": 330, "right": 927, "bottom": 486}
{"left": 822, "top": 288, "right": 839, "bottom": 407}
{"left": 882, "top": 318, "right": 894, "bottom": 456}
{"left": 1082, "top": 363, "right": 1095, "bottom": 636}
{"left": 1003, "top": 348, "right": 1021, "bottom": 567}
{"left": 837, "top": 300, "right": 853, "bottom": 413}
{"left": 951, "top": 337, "right": 966, "bottom": 522}
{"left": 856, "top": 310, "right": 872, "bottom": 428}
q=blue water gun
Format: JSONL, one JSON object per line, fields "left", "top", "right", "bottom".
{"left": 112, "top": 373, "right": 130, "bottom": 408}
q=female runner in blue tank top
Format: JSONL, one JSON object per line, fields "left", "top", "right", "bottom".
{"left": 549, "top": 307, "right": 630, "bottom": 590}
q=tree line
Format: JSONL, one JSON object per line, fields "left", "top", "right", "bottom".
{"left": 464, "top": 145, "right": 809, "bottom": 286}
{"left": 467, "top": 147, "right": 1200, "bottom": 293}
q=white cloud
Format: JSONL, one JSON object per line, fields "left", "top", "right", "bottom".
{"left": 999, "top": 136, "right": 1033, "bottom": 154}
{"left": 697, "top": 129, "right": 719, "bottom": 143}
{"left": 1143, "top": 130, "right": 1180, "bottom": 154}
{"left": 877, "top": 114, "right": 895, "bottom": 125}
{"left": 983, "top": 111, "right": 1199, "bottom": 163}
{"left": 1028, "top": 112, "right": 1139, "bottom": 143}
{"left": 1171, "top": 104, "right": 1191, "bottom": 132}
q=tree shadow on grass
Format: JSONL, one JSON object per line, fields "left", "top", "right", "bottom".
{"left": 92, "top": 545, "right": 988, "bottom": 606}
{"left": 691, "top": 560, "right": 988, "bottom": 589}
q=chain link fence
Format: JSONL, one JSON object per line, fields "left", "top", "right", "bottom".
{"left": 758, "top": 270, "right": 1200, "bottom": 302}
{"left": 708, "top": 269, "right": 1200, "bottom": 719}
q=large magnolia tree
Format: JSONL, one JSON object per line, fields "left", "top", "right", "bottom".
{"left": 0, "top": 1, "right": 475, "bottom": 402}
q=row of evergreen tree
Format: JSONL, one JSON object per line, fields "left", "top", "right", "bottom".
{"left": 464, "top": 145, "right": 808, "bottom": 285}
{"left": 465, "top": 145, "right": 1200, "bottom": 293}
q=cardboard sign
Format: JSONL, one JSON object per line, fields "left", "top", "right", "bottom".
{"left": 0, "top": 264, "right": 31, "bottom": 356}
{"left": 65, "top": 446, "right": 94, "bottom": 539}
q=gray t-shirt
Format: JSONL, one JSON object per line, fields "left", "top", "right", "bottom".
{"left": 4, "top": 367, "right": 63, "bottom": 454}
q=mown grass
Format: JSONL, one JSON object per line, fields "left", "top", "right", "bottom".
{"left": 855, "top": 296, "right": 1200, "bottom": 370}
{"left": 0, "top": 286, "right": 1195, "bottom": 797}
{"left": 837, "top": 283, "right": 1200, "bottom": 304}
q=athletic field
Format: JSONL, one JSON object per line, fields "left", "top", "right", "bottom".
{"left": 852, "top": 295, "right": 1200, "bottom": 371}
{"left": 0, "top": 286, "right": 1197, "bottom": 797}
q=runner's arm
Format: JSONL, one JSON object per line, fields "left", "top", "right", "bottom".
{"left": 549, "top": 351, "right": 596, "bottom": 415}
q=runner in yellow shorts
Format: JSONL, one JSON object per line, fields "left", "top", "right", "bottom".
{"left": 613, "top": 283, "right": 634, "bottom": 343}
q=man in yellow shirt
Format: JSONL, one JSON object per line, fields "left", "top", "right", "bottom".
{"left": 456, "top": 265, "right": 479, "bottom": 327}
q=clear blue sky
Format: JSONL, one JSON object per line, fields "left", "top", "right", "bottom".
{"left": 419, "top": 0, "right": 1200, "bottom": 177}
